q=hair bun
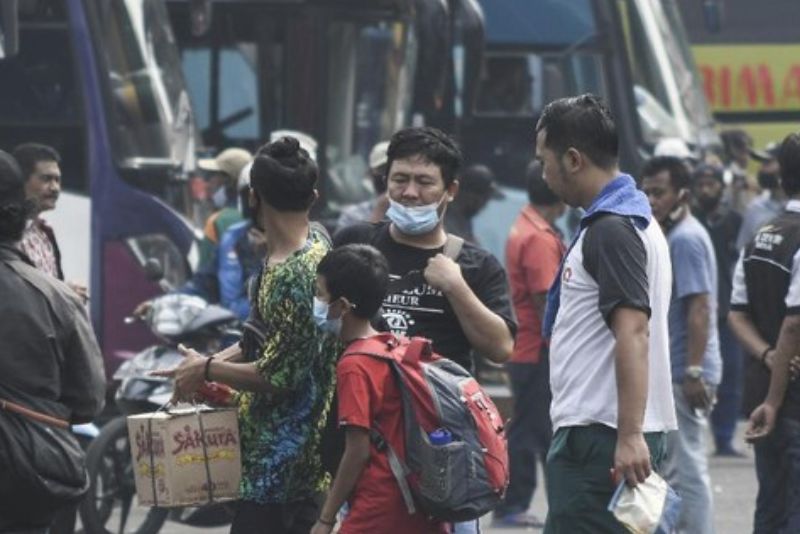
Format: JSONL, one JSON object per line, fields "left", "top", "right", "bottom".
{"left": 263, "top": 136, "right": 301, "bottom": 160}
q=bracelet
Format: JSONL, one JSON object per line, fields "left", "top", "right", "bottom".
{"left": 760, "top": 346, "right": 773, "bottom": 363}
{"left": 204, "top": 356, "right": 215, "bottom": 382}
{"left": 317, "top": 516, "right": 336, "bottom": 527}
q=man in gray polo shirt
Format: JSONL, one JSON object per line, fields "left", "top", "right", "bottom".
{"left": 537, "top": 95, "right": 677, "bottom": 532}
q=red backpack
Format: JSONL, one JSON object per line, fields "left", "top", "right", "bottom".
{"left": 343, "top": 333, "right": 509, "bottom": 521}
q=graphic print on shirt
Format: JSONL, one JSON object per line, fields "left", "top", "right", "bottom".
{"left": 383, "top": 273, "right": 445, "bottom": 337}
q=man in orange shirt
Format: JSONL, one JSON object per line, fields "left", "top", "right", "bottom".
{"left": 495, "top": 161, "right": 565, "bottom": 527}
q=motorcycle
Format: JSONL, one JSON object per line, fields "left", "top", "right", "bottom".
{"left": 78, "top": 292, "right": 240, "bottom": 534}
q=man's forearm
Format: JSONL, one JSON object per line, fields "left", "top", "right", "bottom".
{"left": 686, "top": 294, "right": 711, "bottom": 368}
{"left": 728, "top": 310, "right": 771, "bottom": 360}
{"left": 206, "top": 359, "right": 283, "bottom": 394}
{"left": 445, "top": 280, "right": 513, "bottom": 362}
{"left": 216, "top": 342, "right": 244, "bottom": 362}
{"left": 615, "top": 330, "right": 649, "bottom": 435}
{"left": 765, "top": 316, "right": 800, "bottom": 407}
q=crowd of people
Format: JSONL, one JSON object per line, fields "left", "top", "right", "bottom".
{"left": 1, "top": 94, "right": 799, "bottom": 534}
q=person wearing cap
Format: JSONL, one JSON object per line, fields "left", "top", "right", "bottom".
{"left": 214, "top": 161, "right": 268, "bottom": 321}
{"left": 335, "top": 141, "right": 391, "bottom": 232}
{"left": 0, "top": 149, "right": 105, "bottom": 531}
{"left": 196, "top": 147, "right": 253, "bottom": 269}
{"left": 692, "top": 162, "right": 746, "bottom": 457}
{"left": 737, "top": 142, "right": 787, "bottom": 249}
{"left": 444, "top": 163, "right": 504, "bottom": 243}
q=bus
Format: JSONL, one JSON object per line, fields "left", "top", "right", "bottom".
{"left": 164, "top": 0, "right": 485, "bottom": 224}
{"left": 0, "top": 0, "right": 202, "bottom": 378}
{"left": 463, "top": 0, "right": 719, "bottom": 260}
{"left": 676, "top": 0, "right": 800, "bottom": 149}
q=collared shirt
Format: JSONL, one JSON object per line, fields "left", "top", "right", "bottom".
{"left": 731, "top": 199, "right": 800, "bottom": 419}
{"left": 505, "top": 205, "right": 564, "bottom": 364}
{"left": 235, "top": 229, "right": 340, "bottom": 504}
{"left": 19, "top": 218, "right": 59, "bottom": 279}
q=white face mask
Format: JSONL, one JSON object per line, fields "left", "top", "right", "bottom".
{"left": 386, "top": 193, "right": 448, "bottom": 235}
{"left": 313, "top": 297, "right": 342, "bottom": 336}
{"left": 211, "top": 186, "right": 229, "bottom": 209}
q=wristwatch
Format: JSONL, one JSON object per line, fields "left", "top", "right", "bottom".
{"left": 685, "top": 365, "right": 703, "bottom": 380}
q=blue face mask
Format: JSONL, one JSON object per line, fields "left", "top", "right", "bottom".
{"left": 386, "top": 194, "right": 448, "bottom": 235}
{"left": 313, "top": 297, "right": 342, "bottom": 336}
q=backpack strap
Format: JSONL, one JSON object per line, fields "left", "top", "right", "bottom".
{"left": 343, "top": 335, "right": 427, "bottom": 515}
{"left": 443, "top": 233, "right": 464, "bottom": 260}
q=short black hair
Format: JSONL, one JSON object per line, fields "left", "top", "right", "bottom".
{"left": 317, "top": 244, "right": 389, "bottom": 320}
{"left": 641, "top": 156, "right": 691, "bottom": 191}
{"left": 536, "top": 94, "right": 618, "bottom": 170}
{"left": 0, "top": 150, "right": 29, "bottom": 242}
{"left": 779, "top": 132, "right": 800, "bottom": 197}
{"left": 250, "top": 136, "right": 317, "bottom": 211}
{"left": 525, "top": 160, "right": 560, "bottom": 206}
{"left": 12, "top": 143, "right": 61, "bottom": 181}
{"left": 386, "top": 127, "right": 462, "bottom": 187}
{"left": 720, "top": 129, "right": 752, "bottom": 159}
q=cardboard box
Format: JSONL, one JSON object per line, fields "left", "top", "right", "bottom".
{"left": 127, "top": 407, "right": 242, "bottom": 507}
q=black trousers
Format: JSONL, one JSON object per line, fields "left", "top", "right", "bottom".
{"left": 230, "top": 496, "right": 321, "bottom": 534}
{"left": 495, "top": 351, "right": 552, "bottom": 517}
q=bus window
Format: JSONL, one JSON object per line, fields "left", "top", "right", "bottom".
{"left": 100, "top": 1, "right": 192, "bottom": 164}
{"left": 324, "top": 19, "right": 414, "bottom": 209}
{"left": 183, "top": 45, "right": 260, "bottom": 143}
{"left": 96, "top": 1, "right": 197, "bottom": 218}
{"left": 0, "top": 0, "right": 86, "bottom": 194}
{"left": 617, "top": 0, "right": 670, "bottom": 110}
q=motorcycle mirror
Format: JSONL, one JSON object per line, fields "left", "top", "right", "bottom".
{"left": 143, "top": 258, "right": 165, "bottom": 282}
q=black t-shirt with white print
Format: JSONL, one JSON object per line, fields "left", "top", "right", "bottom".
{"left": 334, "top": 222, "right": 517, "bottom": 371}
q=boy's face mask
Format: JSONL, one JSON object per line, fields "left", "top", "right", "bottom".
{"left": 313, "top": 297, "right": 342, "bottom": 336}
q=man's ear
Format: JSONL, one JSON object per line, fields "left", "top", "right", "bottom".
{"left": 446, "top": 179, "right": 460, "bottom": 202}
{"left": 563, "top": 148, "right": 583, "bottom": 173}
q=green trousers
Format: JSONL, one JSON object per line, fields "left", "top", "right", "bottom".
{"left": 544, "top": 424, "right": 667, "bottom": 533}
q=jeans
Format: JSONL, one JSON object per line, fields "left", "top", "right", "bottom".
{"left": 710, "top": 321, "right": 744, "bottom": 451}
{"left": 663, "top": 385, "right": 716, "bottom": 534}
{"left": 495, "top": 357, "right": 552, "bottom": 517}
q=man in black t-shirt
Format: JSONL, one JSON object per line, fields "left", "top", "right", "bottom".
{"left": 334, "top": 127, "right": 516, "bottom": 373}
{"left": 730, "top": 132, "right": 800, "bottom": 533}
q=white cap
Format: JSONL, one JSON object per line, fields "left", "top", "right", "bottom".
{"left": 654, "top": 137, "right": 695, "bottom": 160}
{"left": 369, "top": 141, "right": 389, "bottom": 170}
{"left": 237, "top": 161, "right": 253, "bottom": 191}
{"left": 269, "top": 130, "right": 318, "bottom": 163}
{"left": 197, "top": 147, "right": 252, "bottom": 182}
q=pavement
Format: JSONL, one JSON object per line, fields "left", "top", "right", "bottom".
{"left": 108, "top": 423, "right": 758, "bottom": 534}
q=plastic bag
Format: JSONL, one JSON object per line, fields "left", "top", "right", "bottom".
{"left": 607, "top": 471, "right": 681, "bottom": 534}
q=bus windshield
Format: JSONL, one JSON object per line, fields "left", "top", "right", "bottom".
{"left": 99, "top": 0, "right": 195, "bottom": 170}
{"left": 475, "top": 0, "right": 607, "bottom": 119}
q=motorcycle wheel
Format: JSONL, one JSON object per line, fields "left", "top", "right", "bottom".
{"left": 78, "top": 416, "right": 168, "bottom": 534}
